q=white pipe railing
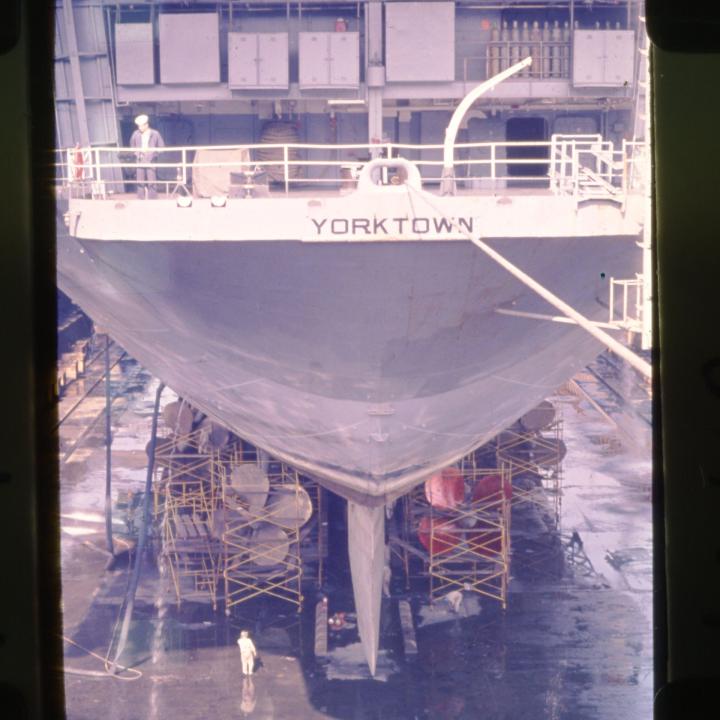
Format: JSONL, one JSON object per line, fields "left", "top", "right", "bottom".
{"left": 58, "top": 137, "right": 644, "bottom": 201}
{"left": 609, "top": 275, "right": 644, "bottom": 331}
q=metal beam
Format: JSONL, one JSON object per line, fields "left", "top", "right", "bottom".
{"left": 365, "top": 0, "right": 383, "bottom": 152}
{"left": 471, "top": 233, "right": 651, "bottom": 378}
{"left": 495, "top": 307, "right": 623, "bottom": 330}
{"left": 62, "top": 0, "right": 91, "bottom": 146}
{"left": 116, "top": 80, "right": 632, "bottom": 105}
{"left": 411, "top": 187, "right": 652, "bottom": 379}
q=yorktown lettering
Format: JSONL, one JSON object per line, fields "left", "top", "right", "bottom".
{"left": 310, "top": 217, "right": 474, "bottom": 236}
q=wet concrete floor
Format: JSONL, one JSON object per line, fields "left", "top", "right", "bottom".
{"left": 58, "top": 348, "right": 652, "bottom": 719}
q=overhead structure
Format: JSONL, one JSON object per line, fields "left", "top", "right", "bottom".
{"left": 440, "top": 56, "right": 533, "bottom": 195}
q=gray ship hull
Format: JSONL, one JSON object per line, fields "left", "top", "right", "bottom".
{"left": 57, "top": 229, "right": 638, "bottom": 503}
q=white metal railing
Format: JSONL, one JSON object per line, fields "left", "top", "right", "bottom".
{"left": 609, "top": 274, "right": 644, "bottom": 333}
{"left": 58, "top": 137, "right": 644, "bottom": 202}
{"left": 549, "top": 134, "right": 631, "bottom": 204}
{"left": 621, "top": 140, "right": 649, "bottom": 194}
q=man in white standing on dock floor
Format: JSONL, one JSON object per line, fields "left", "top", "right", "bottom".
{"left": 130, "top": 114, "right": 164, "bottom": 199}
{"left": 237, "top": 630, "right": 257, "bottom": 676}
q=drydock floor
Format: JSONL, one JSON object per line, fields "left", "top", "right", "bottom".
{"left": 57, "top": 347, "right": 653, "bottom": 720}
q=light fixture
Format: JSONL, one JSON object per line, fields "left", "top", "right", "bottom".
{"left": 327, "top": 99, "right": 366, "bottom": 106}
{"left": 210, "top": 195, "right": 227, "bottom": 208}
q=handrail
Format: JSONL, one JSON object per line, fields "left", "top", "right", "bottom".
{"left": 66, "top": 139, "right": 611, "bottom": 154}
{"left": 58, "top": 137, "right": 645, "bottom": 203}
{"left": 548, "top": 134, "right": 629, "bottom": 203}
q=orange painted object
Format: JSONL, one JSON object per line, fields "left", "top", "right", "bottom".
{"left": 417, "top": 515, "right": 461, "bottom": 555}
{"left": 424, "top": 467, "right": 465, "bottom": 509}
{"left": 73, "top": 145, "right": 85, "bottom": 180}
{"left": 471, "top": 473, "right": 512, "bottom": 502}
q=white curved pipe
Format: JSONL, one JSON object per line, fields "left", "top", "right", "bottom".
{"left": 441, "top": 57, "right": 533, "bottom": 194}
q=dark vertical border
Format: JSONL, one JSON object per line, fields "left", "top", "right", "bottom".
{"left": 30, "top": 0, "right": 65, "bottom": 715}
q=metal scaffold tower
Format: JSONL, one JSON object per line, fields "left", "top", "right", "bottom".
{"left": 221, "top": 458, "right": 311, "bottom": 614}
{"left": 496, "top": 404, "right": 564, "bottom": 525}
{"left": 153, "top": 425, "right": 224, "bottom": 610}
{"left": 149, "top": 399, "right": 322, "bottom": 615}
{"left": 403, "top": 457, "right": 512, "bottom": 609}
{"left": 496, "top": 401, "right": 565, "bottom": 578}
{"left": 395, "top": 399, "right": 566, "bottom": 599}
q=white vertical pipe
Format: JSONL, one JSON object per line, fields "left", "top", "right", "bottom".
{"left": 283, "top": 144, "right": 289, "bottom": 195}
{"left": 366, "top": 0, "right": 383, "bottom": 156}
{"left": 641, "top": 45, "right": 653, "bottom": 350}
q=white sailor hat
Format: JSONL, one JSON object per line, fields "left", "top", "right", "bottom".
{"left": 134, "top": 114, "right": 149, "bottom": 126}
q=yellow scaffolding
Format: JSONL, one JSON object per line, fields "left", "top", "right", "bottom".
{"left": 221, "top": 458, "right": 306, "bottom": 614}
{"left": 410, "top": 459, "right": 512, "bottom": 609}
{"left": 148, "top": 419, "right": 327, "bottom": 615}
{"left": 496, "top": 412, "right": 566, "bottom": 577}
{"left": 296, "top": 477, "right": 326, "bottom": 588}
{"left": 153, "top": 432, "right": 224, "bottom": 609}
{"left": 496, "top": 413, "right": 564, "bottom": 529}
{"left": 160, "top": 507, "right": 222, "bottom": 610}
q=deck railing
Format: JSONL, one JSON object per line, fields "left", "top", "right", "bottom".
{"left": 58, "top": 136, "right": 645, "bottom": 204}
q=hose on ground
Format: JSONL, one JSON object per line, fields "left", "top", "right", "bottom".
{"left": 62, "top": 635, "right": 142, "bottom": 681}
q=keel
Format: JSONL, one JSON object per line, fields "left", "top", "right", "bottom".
{"left": 347, "top": 501, "right": 385, "bottom": 677}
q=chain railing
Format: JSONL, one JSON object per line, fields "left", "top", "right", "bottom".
{"left": 60, "top": 137, "right": 644, "bottom": 202}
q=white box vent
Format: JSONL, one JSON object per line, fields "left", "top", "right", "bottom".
{"left": 386, "top": 2, "right": 455, "bottom": 82}
{"left": 299, "top": 32, "right": 359, "bottom": 88}
{"left": 115, "top": 23, "right": 154, "bottom": 85}
{"left": 229, "top": 33, "right": 289, "bottom": 89}
{"left": 573, "top": 30, "right": 635, "bottom": 87}
{"left": 159, "top": 13, "right": 220, "bottom": 84}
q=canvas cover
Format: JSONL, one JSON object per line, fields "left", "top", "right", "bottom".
{"left": 192, "top": 147, "right": 252, "bottom": 197}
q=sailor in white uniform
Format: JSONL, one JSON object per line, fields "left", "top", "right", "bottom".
{"left": 237, "top": 630, "right": 257, "bottom": 676}
{"left": 130, "top": 114, "right": 164, "bottom": 199}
